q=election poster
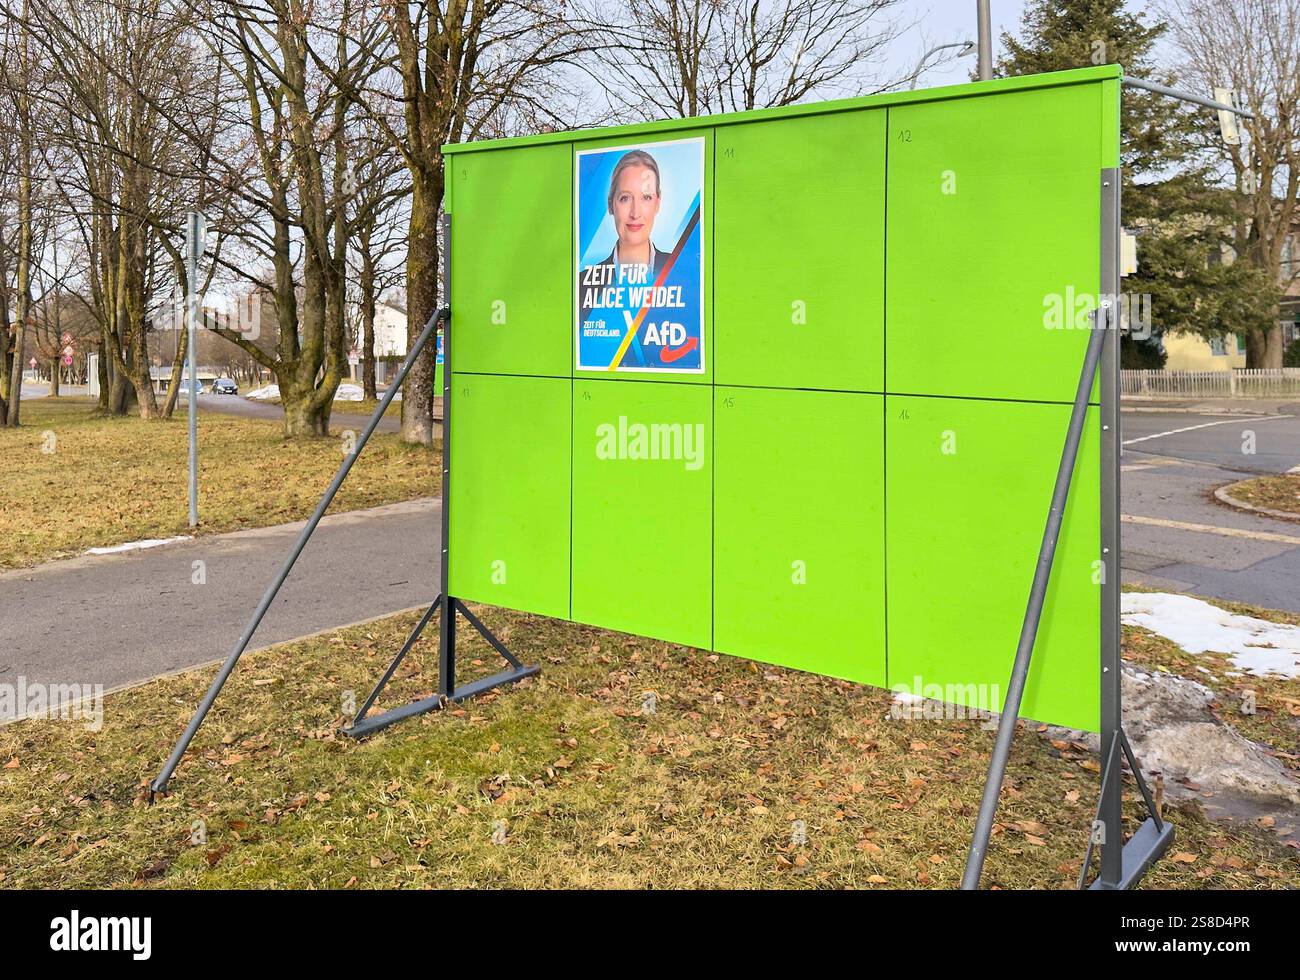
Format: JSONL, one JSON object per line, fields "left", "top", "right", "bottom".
{"left": 575, "top": 138, "right": 704, "bottom": 373}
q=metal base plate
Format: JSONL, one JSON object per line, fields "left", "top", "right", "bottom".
{"left": 1088, "top": 818, "right": 1175, "bottom": 890}
{"left": 342, "top": 664, "right": 540, "bottom": 739}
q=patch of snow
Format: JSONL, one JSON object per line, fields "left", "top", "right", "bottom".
{"left": 86, "top": 535, "right": 193, "bottom": 556}
{"left": 1121, "top": 592, "right": 1300, "bottom": 679}
{"left": 1121, "top": 666, "right": 1300, "bottom": 807}
{"left": 245, "top": 383, "right": 368, "bottom": 402}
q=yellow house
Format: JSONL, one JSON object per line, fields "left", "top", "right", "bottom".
{"left": 1162, "top": 331, "right": 1247, "bottom": 371}
{"left": 1137, "top": 222, "right": 1300, "bottom": 370}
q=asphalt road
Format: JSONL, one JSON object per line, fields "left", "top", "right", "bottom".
{"left": 3, "top": 405, "right": 1298, "bottom": 706}
{"left": 1122, "top": 406, "right": 1300, "bottom": 474}
{"left": 195, "top": 393, "right": 404, "bottom": 432}
{"left": 18, "top": 384, "right": 408, "bottom": 433}
{"left": 1121, "top": 409, "right": 1300, "bottom": 612}
{"left": 20, "top": 383, "right": 88, "bottom": 399}
{"left": 0, "top": 499, "right": 440, "bottom": 695}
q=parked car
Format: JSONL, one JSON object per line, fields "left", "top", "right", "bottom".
{"left": 173, "top": 378, "right": 205, "bottom": 396}
{"left": 212, "top": 377, "right": 238, "bottom": 395}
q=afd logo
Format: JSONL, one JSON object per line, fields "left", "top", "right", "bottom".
{"left": 49, "top": 910, "right": 151, "bottom": 960}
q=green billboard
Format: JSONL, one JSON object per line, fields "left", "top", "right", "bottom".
{"left": 442, "top": 65, "right": 1122, "bottom": 733}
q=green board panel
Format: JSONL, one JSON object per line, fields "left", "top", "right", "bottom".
{"left": 714, "top": 387, "right": 885, "bottom": 684}
{"left": 437, "top": 69, "right": 1119, "bottom": 730}
{"left": 450, "top": 143, "right": 571, "bottom": 377}
{"left": 574, "top": 129, "right": 714, "bottom": 384}
{"left": 885, "top": 395, "right": 1100, "bottom": 731}
{"left": 715, "top": 111, "right": 886, "bottom": 391}
{"left": 448, "top": 373, "right": 571, "bottom": 619}
{"left": 886, "top": 83, "right": 1103, "bottom": 403}
{"left": 571, "top": 379, "right": 712, "bottom": 647}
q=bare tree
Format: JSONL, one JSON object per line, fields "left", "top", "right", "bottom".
{"left": 332, "top": 0, "right": 591, "bottom": 444}
{"left": 23, "top": 0, "right": 209, "bottom": 417}
{"left": 180, "top": 0, "right": 386, "bottom": 436}
{"left": 1162, "top": 0, "right": 1300, "bottom": 367}
{"left": 584, "top": 0, "right": 911, "bottom": 121}
{"left": 0, "top": 0, "right": 37, "bottom": 425}
{"left": 345, "top": 130, "right": 409, "bottom": 400}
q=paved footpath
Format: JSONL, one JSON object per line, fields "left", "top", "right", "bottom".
{"left": 0, "top": 498, "right": 440, "bottom": 695}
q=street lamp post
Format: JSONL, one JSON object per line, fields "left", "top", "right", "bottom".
{"left": 976, "top": 0, "right": 993, "bottom": 81}
{"left": 186, "top": 211, "right": 205, "bottom": 528}
{"left": 910, "top": 40, "right": 977, "bottom": 89}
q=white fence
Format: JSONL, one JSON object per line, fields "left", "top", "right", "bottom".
{"left": 1121, "top": 368, "right": 1300, "bottom": 399}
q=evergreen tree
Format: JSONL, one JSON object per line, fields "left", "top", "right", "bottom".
{"left": 998, "top": 0, "right": 1275, "bottom": 361}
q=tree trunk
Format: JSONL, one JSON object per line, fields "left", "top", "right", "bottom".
{"left": 279, "top": 377, "right": 330, "bottom": 437}
{"left": 96, "top": 340, "right": 110, "bottom": 412}
{"left": 160, "top": 318, "right": 187, "bottom": 418}
{"left": 120, "top": 235, "right": 159, "bottom": 419}
{"left": 5, "top": 320, "right": 24, "bottom": 426}
{"left": 1264, "top": 322, "right": 1285, "bottom": 369}
{"left": 360, "top": 241, "right": 378, "bottom": 401}
{"left": 6, "top": 191, "right": 29, "bottom": 426}
{"left": 108, "top": 372, "right": 137, "bottom": 415}
{"left": 0, "top": 279, "right": 11, "bottom": 421}
{"left": 6, "top": 0, "right": 31, "bottom": 427}
{"left": 400, "top": 170, "right": 441, "bottom": 445}
{"left": 49, "top": 359, "right": 61, "bottom": 397}
{"left": 362, "top": 317, "right": 377, "bottom": 400}
{"left": 1245, "top": 317, "right": 1286, "bottom": 370}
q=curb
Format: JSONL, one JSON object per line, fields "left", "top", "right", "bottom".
{"left": 1122, "top": 403, "right": 1291, "bottom": 417}
{"left": 1213, "top": 483, "right": 1300, "bottom": 524}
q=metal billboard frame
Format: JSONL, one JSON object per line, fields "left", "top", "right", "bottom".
{"left": 149, "top": 69, "right": 1259, "bottom": 890}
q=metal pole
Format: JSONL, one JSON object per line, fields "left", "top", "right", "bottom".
{"left": 1097, "top": 167, "right": 1124, "bottom": 887}
{"left": 437, "top": 212, "right": 456, "bottom": 699}
{"left": 960, "top": 311, "right": 1108, "bottom": 889}
{"left": 910, "top": 40, "right": 977, "bottom": 89}
{"left": 1120, "top": 76, "right": 1255, "bottom": 119}
{"left": 150, "top": 309, "right": 446, "bottom": 798}
{"left": 185, "top": 212, "right": 203, "bottom": 528}
{"left": 976, "top": 0, "right": 993, "bottom": 81}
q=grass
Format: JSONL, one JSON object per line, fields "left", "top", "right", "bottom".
{"left": 1, "top": 604, "right": 1295, "bottom": 889}
{"left": 0, "top": 398, "right": 439, "bottom": 570}
{"left": 1222, "top": 474, "right": 1300, "bottom": 516}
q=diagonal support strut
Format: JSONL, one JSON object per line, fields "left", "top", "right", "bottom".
{"left": 341, "top": 598, "right": 539, "bottom": 740}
